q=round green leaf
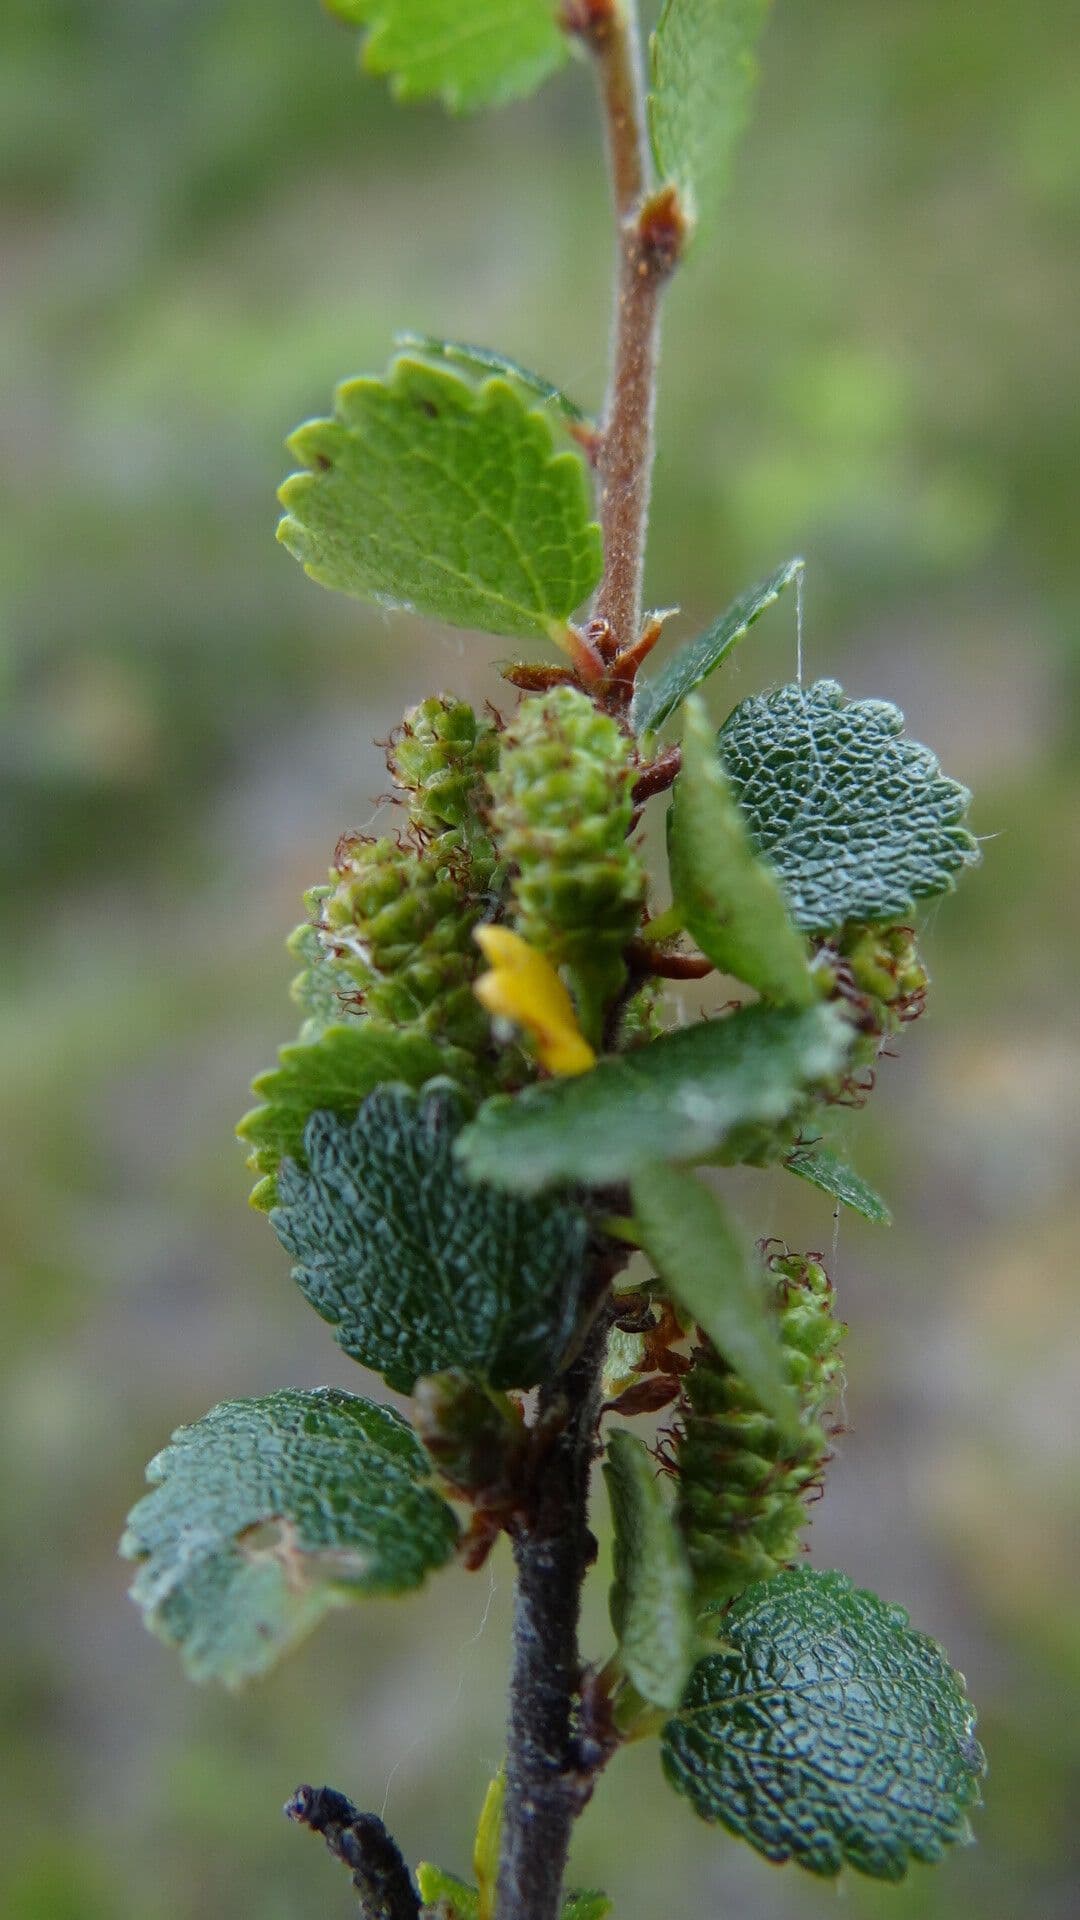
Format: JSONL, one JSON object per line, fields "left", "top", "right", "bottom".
{"left": 121, "top": 1390, "right": 459, "bottom": 1686}
{"left": 662, "top": 1567, "right": 985, "bottom": 1879}
{"left": 719, "top": 679, "right": 979, "bottom": 932}
{"left": 278, "top": 356, "right": 601, "bottom": 645}
{"left": 328, "top": 1, "right": 569, "bottom": 114}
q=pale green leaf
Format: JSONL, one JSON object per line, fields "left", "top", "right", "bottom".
{"left": 604, "top": 1429, "right": 696, "bottom": 1710}
{"left": 327, "top": 0, "right": 569, "bottom": 113}
{"left": 631, "top": 557, "right": 801, "bottom": 736}
{"left": 271, "top": 1083, "right": 587, "bottom": 1393}
{"left": 416, "top": 1863, "right": 480, "bottom": 1919}
{"left": 719, "top": 679, "right": 980, "bottom": 931}
{"left": 395, "top": 334, "right": 591, "bottom": 425}
{"left": 456, "top": 1003, "right": 853, "bottom": 1193}
{"left": 278, "top": 356, "right": 602, "bottom": 644}
{"left": 648, "top": 0, "right": 772, "bottom": 238}
{"left": 472, "top": 1770, "right": 504, "bottom": 1920}
{"left": 121, "top": 1390, "right": 459, "bottom": 1686}
{"left": 662, "top": 1568, "right": 985, "bottom": 1879}
{"left": 631, "top": 1164, "right": 799, "bottom": 1437}
{"left": 237, "top": 1023, "right": 465, "bottom": 1207}
{"left": 413, "top": 1868, "right": 608, "bottom": 1920}
{"left": 786, "top": 1144, "right": 892, "bottom": 1225}
{"left": 668, "top": 695, "right": 813, "bottom": 1004}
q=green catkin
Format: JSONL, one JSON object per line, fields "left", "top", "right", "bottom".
{"left": 486, "top": 686, "right": 646, "bottom": 1044}
{"left": 388, "top": 694, "right": 499, "bottom": 868}
{"left": 286, "top": 697, "right": 506, "bottom": 1055}
{"left": 675, "top": 1250, "right": 845, "bottom": 1611}
{"left": 319, "top": 833, "right": 490, "bottom": 1051}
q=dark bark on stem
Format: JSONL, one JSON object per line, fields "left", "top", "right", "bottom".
{"left": 495, "top": 1308, "right": 612, "bottom": 1920}
{"left": 285, "top": 1786, "right": 419, "bottom": 1920}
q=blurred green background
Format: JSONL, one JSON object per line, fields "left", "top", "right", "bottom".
{"left": 3, "top": 2, "right": 1078, "bottom": 1915}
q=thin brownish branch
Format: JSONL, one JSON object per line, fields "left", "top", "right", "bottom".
{"left": 567, "top": 5, "right": 686, "bottom": 659}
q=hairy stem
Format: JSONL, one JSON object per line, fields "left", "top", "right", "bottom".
{"left": 585, "top": 0, "right": 675, "bottom": 657}
{"left": 496, "top": 1307, "right": 611, "bottom": 1920}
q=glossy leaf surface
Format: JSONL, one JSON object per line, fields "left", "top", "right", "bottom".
{"left": 457, "top": 1003, "right": 852, "bottom": 1193}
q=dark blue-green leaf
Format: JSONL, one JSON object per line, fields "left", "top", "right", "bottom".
{"left": 272, "top": 1082, "right": 587, "bottom": 1393}
{"left": 662, "top": 1567, "right": 985, "bottom": 1879}
{"left": 457, "top": 1003, "right": 853, "bottom": 1194}
{"left": 719, "top": 679, "right": 980, "bottom": 931}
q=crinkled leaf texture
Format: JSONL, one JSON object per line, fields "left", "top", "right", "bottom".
{"left": 327, "top": 0, "right": 569, "bottom": 113}
{"left": 278, "top": 356, "right": 602, "bottom": 644}
{"left": 121, "top": 1390, "right": 458, "bottom": 1686}
{"left": 649, "top": 0, "right": 772, "bottom": 237}
{"left": 786, "top": 1144, "right": 892, "bottom": 1225}
{"left": 632, "top": 557, "right": 802, "bottom": 736}
{"left": 719, "top": 679, "right": 979, "bottom": 931}
{"left": 457, "top": 1003, "right": 853, "bottom": 1193}
{"left": 237, "top": 1022, "right": 467, "bottom": 1209}
{"left": 271, "top": 1083, "right": 588, "bottom": 1394}
{"left": 662, "top": 1568, "right": 985, "bottom": 1879}
{"left": 631, "top": 1163, "right": 801, "bottom": 1438}
{"left": 668, "top": 695, "right": 813, "bottom": 1004}
{"left": 604, "top": 1430, "right": 696, "bottom": 1710}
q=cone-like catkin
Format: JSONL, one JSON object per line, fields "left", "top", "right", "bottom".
{"left": 388, "top": 695, "right": 499, "bottom": 867}
{"left": 486, "top": 687, "right": 646, "bottom": 1042}
{"left": 675, "top": 1250, "right": 845, "bottom": 1610}
{"left": 286, "top": 698, "right": 505, "bottom": 1055}
{"left": 318, "top": 833, "right": 490, "bottom": 1051}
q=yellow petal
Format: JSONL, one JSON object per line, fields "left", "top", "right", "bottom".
{"left": 474, "top": 926, "right": 596, "bottom": 1076}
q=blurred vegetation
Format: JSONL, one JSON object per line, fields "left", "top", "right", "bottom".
{"left": 2, "top": 1, "right": 1078, "bottom": 1916}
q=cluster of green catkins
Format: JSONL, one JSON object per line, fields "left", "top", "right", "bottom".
{"left": 289, "top": 687, "right": 645, "bottom": 1067}
{"left": 289, "top": 697, "right": 499, "bottom": 1056}
{"left": 674, "top": 1251, "right": 846, "bottom": 1610}
{"left": 282, "top": 690, "right": 919, "bottom": 1607}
